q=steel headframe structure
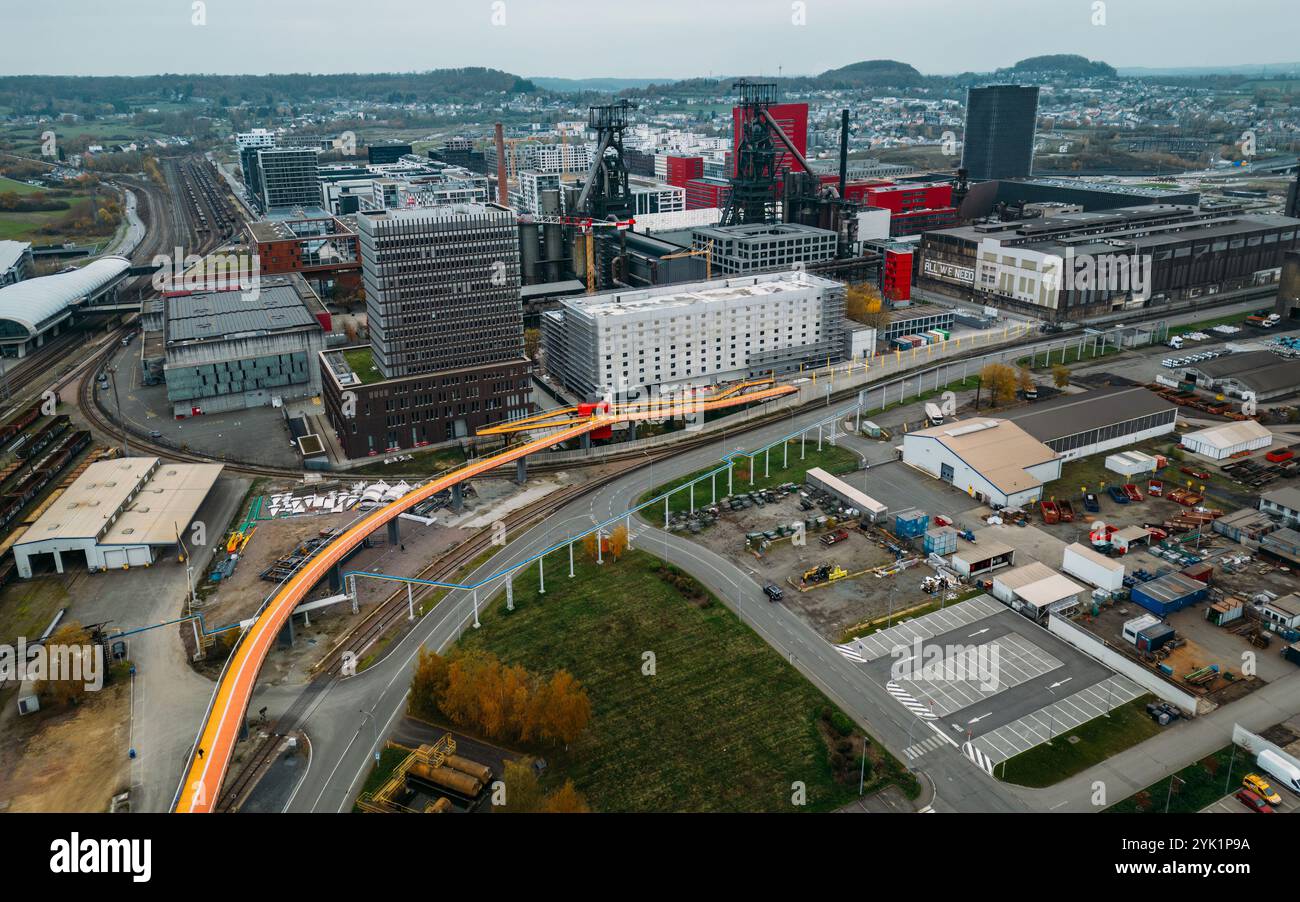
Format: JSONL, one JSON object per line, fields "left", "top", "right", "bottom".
{"left": 574, "top": 100, "right": 636, "bottom": 222}
{"left": 722, "top": 80, "right": 781, "bottom": 226}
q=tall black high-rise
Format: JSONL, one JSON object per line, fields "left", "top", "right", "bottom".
{"left": 1287, "top": 173, "right": 1300, "bottom": 219}
{"left": 961, "top": 85, "right": 1040, "bottom": 181}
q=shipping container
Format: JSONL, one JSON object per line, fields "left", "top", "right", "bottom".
{"left": 1063, "top": 542, "right": 1125, "bottom": 591}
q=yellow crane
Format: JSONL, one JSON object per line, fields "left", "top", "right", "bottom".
{"left": 660, "top": 240, "right": 715, "bottom": 280}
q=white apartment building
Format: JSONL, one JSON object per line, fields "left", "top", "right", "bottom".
{"left": 235, "top": 128, "right": 277, "bottom": 149}
{"left": 517, "top": 169, "right": 562, "bottom": 214}
{"left": 542, "top": 270, "right": 846, "bottom": 399}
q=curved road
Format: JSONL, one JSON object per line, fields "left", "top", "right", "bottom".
{"left": 198, "top": 298, "right": 1294, "bottom": 814}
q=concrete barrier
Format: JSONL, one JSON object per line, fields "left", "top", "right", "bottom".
{"left": 1048, "top": 614, "right": 1202, "bottom": 715}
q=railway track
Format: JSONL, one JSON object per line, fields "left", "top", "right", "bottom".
{"left": 76, "top": 339, "right": 297, "bottom": 479}
{"left": 214, "top": 461, "right": 639, "bottom": 810}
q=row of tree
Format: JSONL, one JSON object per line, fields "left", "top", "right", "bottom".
{"left": 410, "top": 648, "right": 591, "bottom": 748}
{"left": 978, "top": 362, "right": 1070, "bottom": 407}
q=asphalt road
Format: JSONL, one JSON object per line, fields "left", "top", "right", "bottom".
{"left": 254, "top": 301, "right": 1300, "bottom": 814}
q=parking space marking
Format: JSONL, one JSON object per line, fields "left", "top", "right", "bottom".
{"left": 894, "top": 632, "right": 1064, "bottom": 717}
{"left": 833, "top": 595, "right": 1003, "bottom": 663}
{"left": 970, "top": 675, "right": 1144, "bottom": 766}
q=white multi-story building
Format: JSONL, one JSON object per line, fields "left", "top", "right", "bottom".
{"left": 542, "top": 270, "right": 846, "bottom": 399}
{"left": 235, "top": 128, "right": 277, "bottom": 149}
{"left": 517, "top": 170, "right": 562, "bottom": 214}
{"left": 629, "top": 177, "right": 684, "bottom": 216}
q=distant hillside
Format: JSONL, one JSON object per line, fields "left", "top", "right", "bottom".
{"left": 0, "top": 68, "right": 539, "bottom": 116}
{"left": 816, "top": 59, "right": 926, "bottom": 88}
{"left": 1003, "top": 55, "right": 1116, "bottom": 77}
{"left": 531, "top": 76, "right": 662, "bottom": 93}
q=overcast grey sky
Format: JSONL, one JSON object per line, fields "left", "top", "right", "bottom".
{"left": 4, "top": 0, "right": 1296, "bottom": 78}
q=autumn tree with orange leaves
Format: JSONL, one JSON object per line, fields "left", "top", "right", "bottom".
{"left": 408, "top": 648, "right": 591, "bottom": 748}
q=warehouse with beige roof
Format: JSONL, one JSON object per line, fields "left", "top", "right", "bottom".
{"left": 13, "top": 456, "right": 223, "bottom": 577}
{"left": 901, "top": 417, "right": 1062, "bottom": 508}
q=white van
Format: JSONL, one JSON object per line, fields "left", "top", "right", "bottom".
{"left": 1257, "top": 749, "right": 1300, "bottom": 794}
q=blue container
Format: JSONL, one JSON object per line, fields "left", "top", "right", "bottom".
{"left": 895, "top": 510, "right": 930, "bottom": 539}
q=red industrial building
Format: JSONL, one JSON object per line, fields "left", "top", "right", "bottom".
{"left": 665, "top": 155, "right": 704, "bottom": 188}
{"left": 861, "top": 183, "right": 957, "bottom": 236}
{"left": 685, "top": 177, "right": 732, "bottom": 211}
{"left": 246, "top": 215, "right": 362, "bottom": 297}
{"left": 882, "top": 247, "right": 914, "bottom": 302}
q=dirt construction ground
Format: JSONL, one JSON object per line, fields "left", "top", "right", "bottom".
{"left": 0, "top": 682, "right": 130, "bottom": 812}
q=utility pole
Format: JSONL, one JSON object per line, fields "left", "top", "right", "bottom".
{"left": 108, "top": 365, "right": 130, "bottom": 457}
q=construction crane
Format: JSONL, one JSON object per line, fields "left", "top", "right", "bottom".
{"left": 660, "top": 239, "right": 715, "bottom": 280}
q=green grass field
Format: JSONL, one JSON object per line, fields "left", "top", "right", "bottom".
{"left": 0, "top": 175, "right": 46, "bottom": 195}
{"left": 639, "top": 441, "right": 861, "bottom": 517}
{"left": 1168, "top": 313, "right": 1250, "bottom": 337}
{"left": 1106, "top": 744, "right": 1255, "bottom": 814}
{"left": 997, "top": 696, "right": 1161, "bottom": 788}
{"left": 0, "top": 577, "right": 72, "bottom": 641}
{"left": 451, "top": 549, "right": 912, "bottom": 811}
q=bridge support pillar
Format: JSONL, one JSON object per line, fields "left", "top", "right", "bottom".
{"left": 580, "top": 432, "right": 591, "bottom": 451}
{"left": 279, "top": 615, "right": 294, "bottom": 648}
{"left": 628, "top": 420, "right": 638, "bottom": 440}
{"left": 451, "top": 483, "right": 464, "bottom": 511}
{"left": 387, "top": 518, "right": 400, "bottom": 546}
{"left": 328, "top": 563, "right": 342, "bottom": 593}
{"left": 515, "top": 456, "right": 527, "bottom": 485}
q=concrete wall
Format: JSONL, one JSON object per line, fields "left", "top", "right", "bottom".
{"left": 1047, "top": 614, "right": 1202, "bottom": 715}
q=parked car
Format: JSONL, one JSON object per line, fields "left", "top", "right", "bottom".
{"left": 763, "top": 584, "right": 784, "bottom": 602}
{"left": 1235, "top": 788, "right": 1275, "bottom": 813}
{"left": 1243, "top": 773, "right": 1283, "bottom": 805}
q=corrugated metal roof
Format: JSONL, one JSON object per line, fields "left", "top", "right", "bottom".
{"left": 1007, "top": 387, "right": 1175, "bottom": 443}
{"left": 166, "top": 283, "right": 319, "bottom": 344}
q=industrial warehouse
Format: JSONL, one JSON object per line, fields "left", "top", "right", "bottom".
{"left": 901, "top": 417, "right": 1062, "bottom": 508}
{"left": 1006, "top": 386, "right": 1178, "bottom": 460}
{"left": 143, "top": 273, "right": 331, "bottom": 417}
{"left": 1183, "top": 349, "right": 1300, "bottom": 401}
{"left": 916, "top": 203, "right": 1300, "bottom": 320}
{"left": 12, "top": 456, "right": 223, "bottom": 577}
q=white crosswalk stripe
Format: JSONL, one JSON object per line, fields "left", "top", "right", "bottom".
{"left": 903, "top": 735, "right": 947, "bottom": 760}
{"left": 886, "top": 681, "right": 937, "bottom": 719}
{"left": 962, "top": 741, "right": 996, "bottom": 776}
{"left": 834, "top": 643, "right": 866, "bottom": 663}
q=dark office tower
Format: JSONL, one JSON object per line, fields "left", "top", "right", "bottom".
{"left": 256, "top": 146, "right": 320, "bottom": 210}
{"left": 358, "top": 203, "right": 524, "bottom": 380}
{"left": 1287, "top": 173, "right": 1300, "bottom": 219}
{"left": 961, "top": 85, "right": 1040, "bottom": 181}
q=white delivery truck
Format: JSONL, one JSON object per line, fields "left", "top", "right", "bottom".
{"left": 1256, "top": 749, "right": 1300, "bottom": 794}
{"left": 924, "top": 402, "right": 944, "bottom": 426}
{"left": 1168, "top": 335, "right": 1184, "bottom": 350}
